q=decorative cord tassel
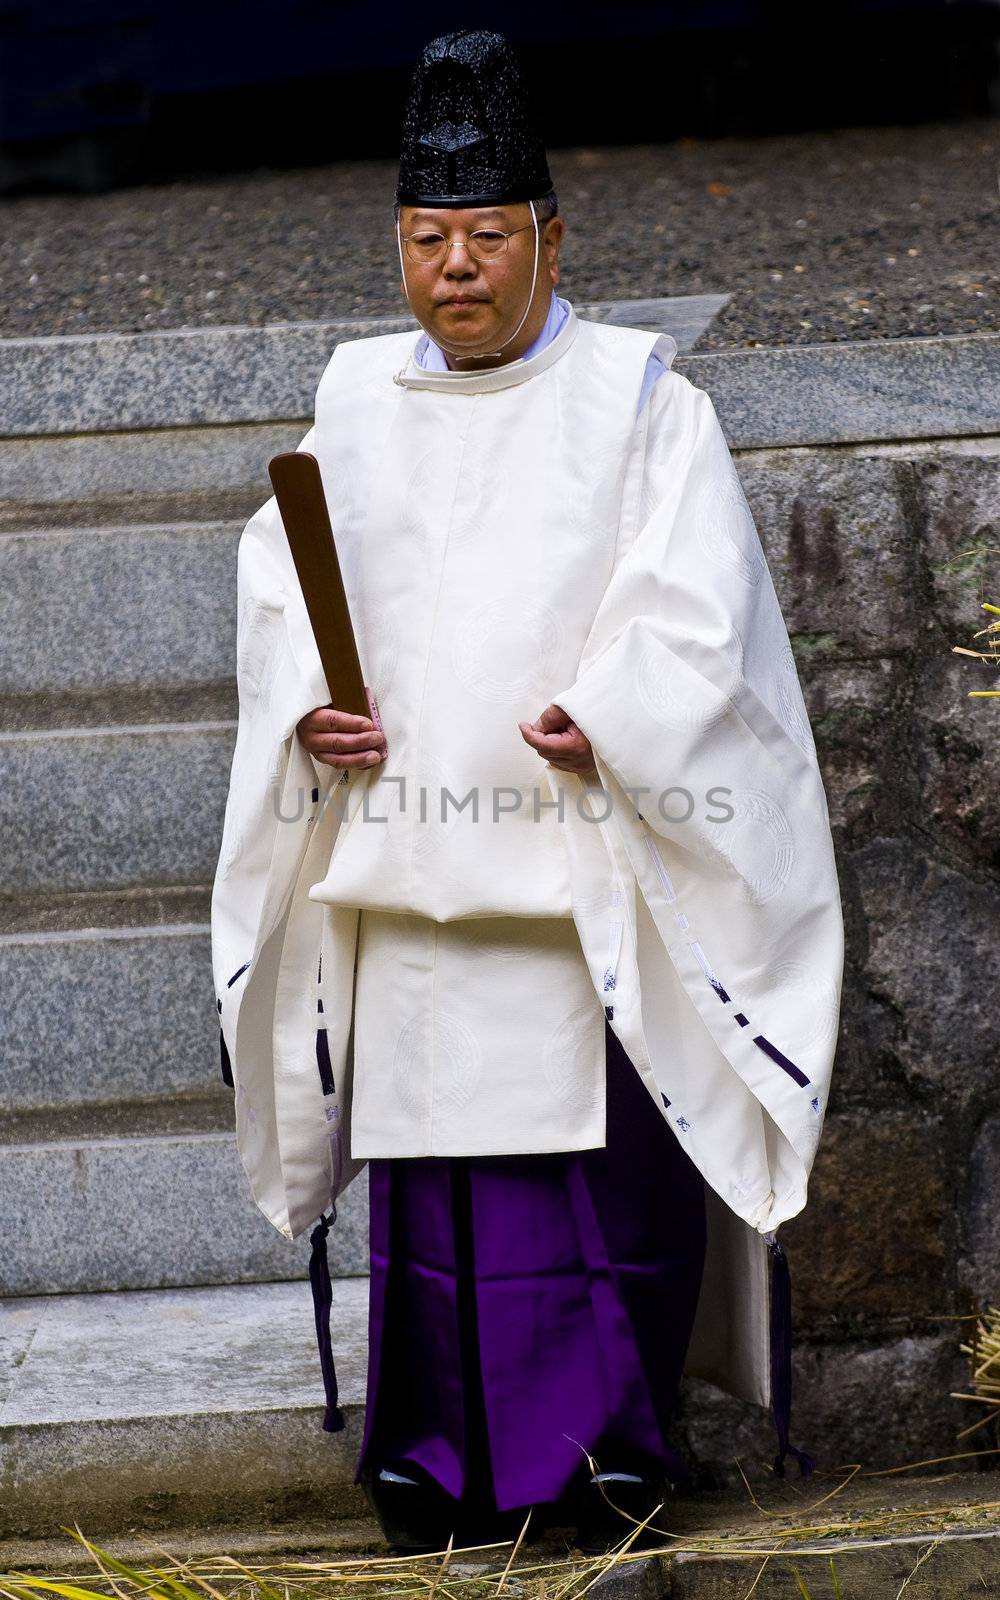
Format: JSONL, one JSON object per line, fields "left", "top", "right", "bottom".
{"left": 219, "top": 1026, "right": 234, "bottom": 1088}
{"left": 316, "top": 1026, "right": 336, "bottom": 1095}
{"left": 768, "top": 1234, "right": 815, "bottom": 1478}
{"left": 309, "top": 1211, "right": 345, "bottom": 1432}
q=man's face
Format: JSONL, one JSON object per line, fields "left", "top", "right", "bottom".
{"left": 396, "top": 201, "right": 564, "bottom": 364}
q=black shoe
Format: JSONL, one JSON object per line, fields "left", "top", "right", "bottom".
{"left": 453, "top": 1497, "right": 545, "bottom": 1550}
{"left": 361, "top": 1465, "right": 461, "bottom": 1555}
{"left": 573, "top": 1471, "right": 673, "bottom": 1555}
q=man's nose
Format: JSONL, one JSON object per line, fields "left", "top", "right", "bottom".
{"left": 442, "top": 239, "right": 477, "bottom": 276}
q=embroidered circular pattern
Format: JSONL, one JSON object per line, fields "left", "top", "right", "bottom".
{"left": 774, "top": 647, "right": 817, "bottom": 757}
{"left": 360, "top": 600, "right": 400, "bottom": 705}
{"left": 392, "top": 1009, "right": 482, "bottom": 1117}
{"left": 401, "top": 446, "right": 454, "bottom": 551}
{"left": 693, "top": 466, "right": 764, "bottom": 589}
{"left": 412, "top": 750, "right": 469, "bottom": 861}
{"left": 236, "top": 599, "right": 281, "bottom": 714}
{"left": 455, "top": 917, "right": 567, "bottom": 962}
{"left": 544, "top": 1003, "right": 605, "bottom": 1112}
{"left": 713, "top": 787, "right": 795, "bottom": 905}
{"left": 770, "top": 959, "right": 840, "bottom": 1054}
{"left": 451, "top": 598, "right": 565, "bottom": 704}
{"left": 636, "top": 627, "right": 744, "bottom": 732}
{"left": 451, "top": 443, "right": 522, "bottom": 544}
{"left": 216, "top": 784, "right": 253, "bottom": 880}
{"left": 556, "top": 438, "right": 629, "bottom": 549}
{"left": 322, "top": 460, "right": 356, "bottom": 541}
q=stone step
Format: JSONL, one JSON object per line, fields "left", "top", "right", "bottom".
{"left": 0, "top": 423, "right": 299, "bottom": 532}
{"left": 0, "top": 720, "right": 234, "bottom": 896}
{"left": 0, "top": 1277, "right": 370, "bottom": 1537}
{"left": 0, "top": 921, "right": 216, "bottom": 1114}
{"left": 0, "top": 521, "right": 240, "bottom": 716}
{"left": 0, "top": 1120, "right": 369, "bottom": 1295}
{"left": 4, "top": 1277, "right": 998, "bottom": 1591}
{"left": 0, "top": 324, "right": 994, "bottom": 470}
{"left": 0, "top": 299, "right": 729, "bottom": 440}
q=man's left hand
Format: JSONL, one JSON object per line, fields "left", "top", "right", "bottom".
{"left": 518, "top": 704, "right": 596, "bottom": 775}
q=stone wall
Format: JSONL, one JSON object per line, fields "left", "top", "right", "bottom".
{"left": 682, "top": 432, "right": 1000, "bottom": 1476}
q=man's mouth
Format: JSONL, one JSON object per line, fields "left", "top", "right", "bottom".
{"left": 438, "top": 296, "right": 489, "bottom": 308}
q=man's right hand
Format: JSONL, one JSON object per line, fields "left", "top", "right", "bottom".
{"left": 295, "top": 705, "right": 388, "bottom": 768}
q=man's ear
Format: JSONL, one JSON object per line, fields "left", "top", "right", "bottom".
{"left": 544, "top": 216, "right": 564, "bottom": 286}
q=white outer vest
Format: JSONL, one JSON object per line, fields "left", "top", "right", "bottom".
{"left": 307, "top": 308, "right": 652, "bottom": 1160}
{"left": 308, "top": 306, "right": 640, "bottom": 922}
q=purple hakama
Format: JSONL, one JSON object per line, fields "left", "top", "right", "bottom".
{"left": 354, "top": 1020, "right": 707, "bottom": 1514}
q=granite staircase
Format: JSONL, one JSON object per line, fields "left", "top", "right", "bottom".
{"left": 0, "top": 401, "right": 376, "bottom": 1537}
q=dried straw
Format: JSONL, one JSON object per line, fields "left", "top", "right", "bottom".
{"left": 953, "top": 1304, "right": 1000, "bottom": 1441}
{"left": 5, "top": 1471, "right": 1000, "bottom": 1600}
{"left": 952, "top": 597, "right": 1000, "bottom": 696}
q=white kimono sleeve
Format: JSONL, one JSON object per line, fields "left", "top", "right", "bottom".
{"left": 210, "top": 423, "right": 363, "bottom": 1235}
{"left": 552, "top": 374, "right": 844, "bottom": 1232}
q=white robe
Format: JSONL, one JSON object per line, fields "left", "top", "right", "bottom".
{"left": 210, "top": 303, "right": 844, "bottom": 1409}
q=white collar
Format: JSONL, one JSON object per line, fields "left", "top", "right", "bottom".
{"left": 393, "top": 303, "right": 580, "bottom": 394}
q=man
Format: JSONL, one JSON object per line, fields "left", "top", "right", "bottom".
{"left": 211, "top": 28, "right": 844, "bottom": 1556}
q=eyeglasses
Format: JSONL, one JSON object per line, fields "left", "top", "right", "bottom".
{"left": 400, "top": 222, "right": 536, "bottom": 266}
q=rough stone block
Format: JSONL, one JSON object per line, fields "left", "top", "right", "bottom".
{"left": 669, "top": 1536, "right": 1000, "bottom": 1599}
{"left": 589, "top": 1557, "right": 664, "bottom": 1600}
{"left": 0, "top": 1278, "right": 369, "bottom": 1536}
{"left": 679, "top": 1334, "right": 967, "bottom": 1474}
{"left": 851, "top": 838, "right": 999, "bottom": 1103}
{"left": 0, "top": 1132, "right": 369, "bottom": 1294}
{"left": 0, "top": 523, "right": 239, "bottom": 698}
{"left": 740, "top": 450, "right": 917, "bottom": 654}
{"left": 0, "top": 924, "right": 217, "bottom": 1112}
{"left": 918, "top": 440, "right": 1000, "bottom": 639}
{"left": 782, "top": 1116, "right": 949, "bottom": 1332}
{"left": 914, "top": 652, "right": 1000, "bottom": 872}
{"left": 800, "top": 659, "right": 911, "bottom": 840}
{"left": 961, "top": 1112, "right": 1000, "bottom": 1306}
{"left": 0, "top": 721, "right": 234, "bottom": 894}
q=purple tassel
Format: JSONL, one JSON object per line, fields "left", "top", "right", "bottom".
{"left": 309, "top": 1212, "right": 345, "bottom": 1432}
{"left": 768, "top": 1235, "right": 815, "bottom": 1478}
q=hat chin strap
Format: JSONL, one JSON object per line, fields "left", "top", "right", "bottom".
{"left": 397, "top": 198, "right": 541, "bottom": 364}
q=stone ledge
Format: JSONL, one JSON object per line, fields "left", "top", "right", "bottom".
{"left": 0, "top": 885, "right": 211, "bottom": 937}
{"left": 5, "top": 1524, "right": 1000, "bottom": 1600}
{"left": 2, "top": 1281, "right": 995, "bottom": 1571}
{"left": 3, "top": 306, "right": 996, "bottom": 450}
{"left": 0, "top": 924, "right": 216, "bottom": 1112}
{"left": 0, "top": 296, "right": 727, "bottom": 439}
{"left": 0, "top": 1135, "right": 369, "bottom": 1294}
{"left": 687, "top": 331, "right": 1000, "bottom": 448}
{"left": 2, "top": 1096, "right": 233, "bottom": 1146}
{"left": 0, "top": 422, "right": 301, "bottom": 526}
{"left": 0, "top": 521, "right": 240, "bottom": 706}
{"left": 0, "top": 1278, "right": 369, "bottom": 1536}
{"left": 0, "top": 720, "right": 234, "bottom": 896}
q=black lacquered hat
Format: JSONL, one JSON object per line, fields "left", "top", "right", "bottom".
{"left": 396, "top": 29, "right": 552, "bottom": 209}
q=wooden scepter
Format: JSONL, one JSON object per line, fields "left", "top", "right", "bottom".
{"left": 267, "top": 450, "right": 384, "bottom": 741}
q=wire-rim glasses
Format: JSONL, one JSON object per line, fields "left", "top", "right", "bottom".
{"left": 401, "top": 221, "right": 536, "bottom": 266}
